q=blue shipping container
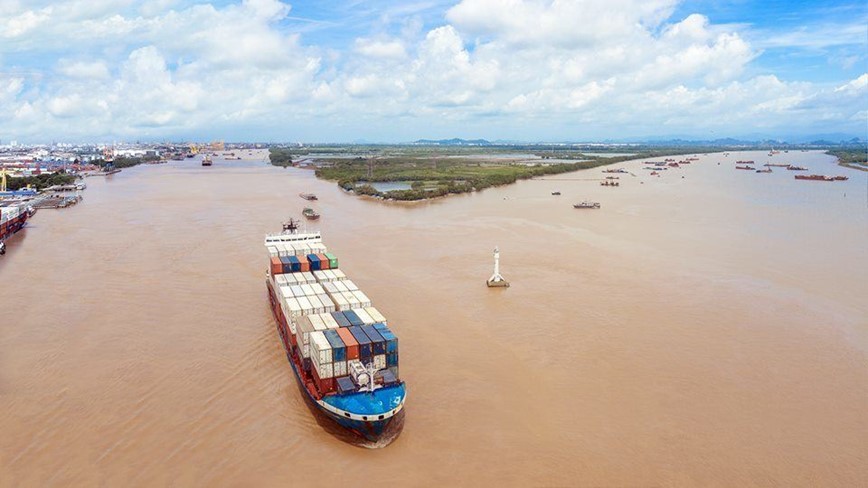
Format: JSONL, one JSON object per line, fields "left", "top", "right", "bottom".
{"left": 386, "top": 352, "right": 399, "bottom": 367}
{"left": 331, "top": 311, "right": 352, "bottom": 328}
{"left": 336, "top": 376, "right": 355, "bottom": 394}
{"left": 361, "top": 325, "right": 386, "bottom": 355}
{"left": 373, "top": 323, "right": 398, "bottom": 353}
{"left": 306, "top": 253, "right": 321, "bottom": 271}
{"left": 349, "top": 326, "right": 372, "bottom": 358}
{"left": 279, "top": 256, "right": 293, "bottom": 274}
{"left": 342, "top": 310, "right": 364, "bottom": 327}
{"left": 324, "top": 330, "right": 346, "bottom": 362}
{"left": 288, "top": 255, "right": 301, "bottom": 272}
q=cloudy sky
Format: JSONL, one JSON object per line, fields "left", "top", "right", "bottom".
{"left": 0, "top": 0, "right": 865, "bottom": 142}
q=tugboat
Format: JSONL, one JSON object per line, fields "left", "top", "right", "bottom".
{"left": 573, "top": 201, "right": 601, "bottom": 209}
{"left": 551, "top": 191, "right": 561, "bottom": 196}
{"left": 299, "top": 193, "right": 318, "bottom": 201}
{"left": 302, "top": 207, "right": 320, "bottom": 220}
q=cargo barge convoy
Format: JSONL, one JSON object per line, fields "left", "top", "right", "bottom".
{"left": 0, "top": 203, "right": 36, "bottom": 255}
{"left": 264, "top": 220, "right": 405, "bottom": 442}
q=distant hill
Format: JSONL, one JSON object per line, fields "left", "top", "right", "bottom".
{"left": 413, "top": 138, "right": 492, "bottom": 146}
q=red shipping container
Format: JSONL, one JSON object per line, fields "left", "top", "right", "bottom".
{"left": 312, "top": 365, "right": 335, "bottom": 395}
{"left": 270, "top": 257, "right": 283, "bottom": 275}
{"left": 317, "top": 253, "right": 331, "bottom": 270}
{"left": 299, "top": 259, "right": 310, "bottom": 272}
{"left": 336, "top": 327, "right": 360, "bottom": 360}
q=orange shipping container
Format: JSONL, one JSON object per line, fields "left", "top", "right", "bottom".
{"left": 336, "top": 327, "right": 360, "bottom": 360}
{"left": 299, "top": 259, "right": 310, "bottom": 272}
{"left": 270, "top": 257, "right": 283, "bottom": 275}
{"left": 317, "top": 253, "right": 331, "bottom": 270}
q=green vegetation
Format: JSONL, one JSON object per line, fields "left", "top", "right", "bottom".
{"left": 269, "top": 148, "right": 294, "bottom": 167}
{"left": 92, "top": 155, "right": 160, "bottom": 169}
{"left": 315, "top": 152, "right": 671, "bottom": 201}
{"left": 827, "top": 148, "right": 868, "bottom": 172}
{"left": 266, "top": 143, "right": 866, "bottom": 201}
{"left": 6, "top": 171, "right": 77, "bottom": 191}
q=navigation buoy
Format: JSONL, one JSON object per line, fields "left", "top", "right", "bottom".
{"left": 486, "top": 246, "right": 509, "bottom": 288}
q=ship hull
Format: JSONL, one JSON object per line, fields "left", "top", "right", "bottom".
{"left": 0, "top": 208, "right": 30, "bottom": 243}
{"left": 266, "top": 280, "right": 404, "bottom": 442}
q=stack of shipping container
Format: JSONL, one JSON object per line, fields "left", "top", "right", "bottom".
{"left": 268, "top": 244, "right": 399, "bottom": 396}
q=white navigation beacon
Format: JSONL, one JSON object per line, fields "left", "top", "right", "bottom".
{"left": 486, "top": 246, "right": 509, "bottom": 288}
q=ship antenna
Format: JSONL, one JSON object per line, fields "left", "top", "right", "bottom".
{"left": 364, "top": 361, "right": 381, "bottom": 393}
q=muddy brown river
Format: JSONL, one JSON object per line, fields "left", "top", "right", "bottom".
{"left": 1, "top": 150, "right": 865, "bottom": 486}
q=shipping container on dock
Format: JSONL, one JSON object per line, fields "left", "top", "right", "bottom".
{"left": 264, "top": 226, "right": 404, "bottom": 442}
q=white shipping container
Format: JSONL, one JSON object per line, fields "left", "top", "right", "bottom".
{"left": 307, "top": 294, "right": 323, "bottom": 314}
{"left": 334, "top": 281, "right": 349, "bottom": 293}
{"left": 279, "top": 286, "right": 294, "bottom": 300}
{"left": 373, "top": 354, "right": 386, "bottom": 370}
{"left": 320, "top": 313, "right": 340, "bottom": 329}
{"left": 285, "top": 273, "right": 299, "bottom": 285}
{"left": 353, "top": 308, "right": 375, "bottom": 325}
{"left": 353, "top": 290, "right": 372, "bottom": 308}
{"left": 301, "top": 272, "right": 316, "bottom": 284}
{"left": 318, "top": 294, "right": 336, "bottom": 313}
{"left": 331, "top": 269, "right": 347, "bottom": 281}
{"left": 333, "top": 360, "right": 348, "bottom": 377}
{"left": 290, "top": 285, "right": 304, "bottom": 297}
{"left": 365, "top": 307, "right": 387, "bottom": 324}
{"left": 313, "top": 270, "right": 328, "bottom": 282}
{"left": 310, "top": 331, "right": 333, "bottom": 365}
{"left": 323, "top": 270, "right": 337, "bottom": 281}
{"left": 309, "top": 313, "right": 327, "bottom": 331}
{"left": 323, "top": 282, "right": 339, "bottom": 294}
{"left": 296, "top": 296, "right": 313, "bottom": 313}
{"left": 343, "top": 280, "right": 359, "bottom": 291}
{"left": 300, "top": 284, "right": 315, "bottom": 296}
{"left": 285, "top": 297, "right": 302, "bottom": 319}
{"left": 310, "top": 283, "right": 325, "bottom": 295}
{"left": 267, "top": 246, "right": 279, "bottom": 258}
{"left": 275, "top": 274, "right": 289, "bottom": 287}
{"left": 332, "top": 293, "right": 350, "bottom": 311}
{"left": 295, "top": 316, "right": 316, "bottom": 358}
{"left": 314, "top": 360, "right": 334, "bottom": 379}
{"left": 288, "top": 242, "right": 302, "bottom": 256}
{"left": 342, "top": 291, "right": 361, "bottom": 309}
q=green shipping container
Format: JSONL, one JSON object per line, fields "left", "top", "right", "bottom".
{"left": 325, "top": 252, "right": 338, "bottom": 268}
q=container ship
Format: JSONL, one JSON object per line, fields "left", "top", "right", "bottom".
{"left": 264, "top": 221, "right": 405, "bottom": 442}
{"left": 0, "top": 203, "right": 36, "bottom": 255}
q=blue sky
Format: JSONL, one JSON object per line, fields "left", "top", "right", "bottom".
{"left": 0, "top": 0, "right": 865, "bottom": 142}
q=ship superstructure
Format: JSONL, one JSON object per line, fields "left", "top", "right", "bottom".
{"left": 264, "top": 223, "right": 405, "bottom": 441}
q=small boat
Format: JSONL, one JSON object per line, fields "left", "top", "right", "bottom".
{"left": 736, "top": 165, "right": 753, "bottom": 170}
{"left": 302, "top": 207, "right": 320, "bottom": 220}
{"left": 299, "top": 193, "right": 318, "bottom": 201}
{"left": 605, "top": 176, "right": 619, "bottom": 180}
{"left": 202, "top": 155, "right": 213, "bottom": 166}
{"left": 573, "top": 201, "right": 600, "bottom": 209}
{"left": 600, "top": 180, "right": 619, "bottom": 186}
{"left": 787, "top": 165, "right": 807, "bottom": 171}
{"left": 551, "top": 191, "right": 561, "bottom": 195}
{"left": 650, "top": 171, "right": 659, "bottom": 176}
{"left": 756, "top": 168, "right": 772, "bottom": 173}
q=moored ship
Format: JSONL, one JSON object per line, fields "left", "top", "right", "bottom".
{"left": 264, "top": 221, "right": 405, "bottom": 442}
{"left": 0, "top": 203, "right": 36, "bottom": 255}
{"left": 794, "top": 174, "right": 849, "bottom": 181}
